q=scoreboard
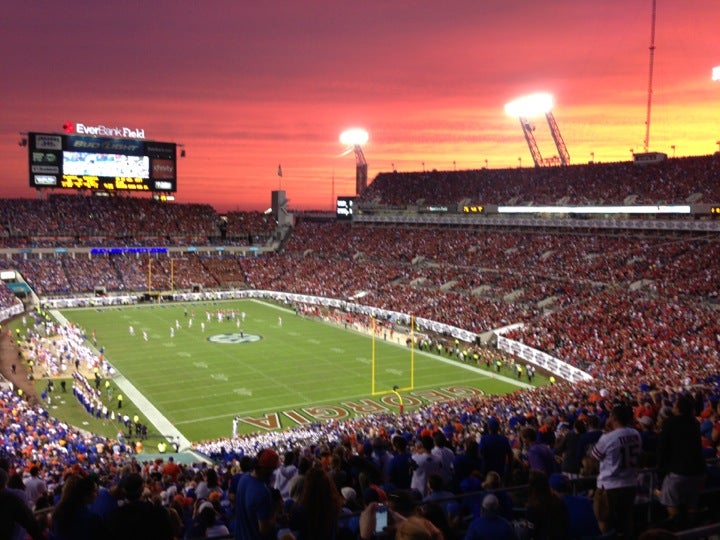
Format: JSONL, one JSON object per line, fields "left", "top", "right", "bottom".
{"left": 28, "top": 132, "right": 176, "bottom": 192}
{"left": 336, "top": 196, "right": 355, "bottom": 220}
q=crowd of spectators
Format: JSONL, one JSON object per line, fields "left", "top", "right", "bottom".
{"left": 505, "top": 290, "right": 720, "bottom": 377}
{"left": 2, "top": 217, "right": 720, "bottom": 381}
{"left": 0, "top": 155, "right": 718, "bottom": 247}
{"left": 0, "top": 280, "right": 22, "bottom": 312}
{"left": 3, "top": 367, "right": 720, "bottom": 538}
{"left": 222, "top": 211, "right": 277, "bottom": 244}
{"left": 3, "top": 253, "right": 237, "bottom": 297}
{"left": 0, "top": 195, "right": 274, "bottom": 247}
{"left": 1, "top": 155, "right": 720, "bottom": 537}
{"left": 358, "top": 154, "right": 720, "bottom": 207}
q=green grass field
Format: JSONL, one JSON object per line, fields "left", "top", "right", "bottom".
{"left": 32, "top": 299, "right": 534, "bottom": 444}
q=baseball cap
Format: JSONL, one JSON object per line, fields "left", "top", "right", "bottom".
{"left": 341, "top": 487, "right": 357, "bottom": 501}
{"left": 363, "top": 485, "right": 388, "bottom": 503}
{"left": 481, "top": 494, "right": 499, "bottom": 511}
{"left": 256, "top": 449, "right": 280, "bottom": 470}
{"left": 198, "top": 501, "right": 214, "bottom": 514}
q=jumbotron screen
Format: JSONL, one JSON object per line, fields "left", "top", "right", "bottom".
{"left": 28, "top": 132, "right": 176, "bottom": 192}
{"left": 336, "top": 196, "right": 355, "bottom": 220}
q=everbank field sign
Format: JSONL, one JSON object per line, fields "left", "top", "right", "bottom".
{"left": 63, "top": 121, "right": 146, "bottom": 140}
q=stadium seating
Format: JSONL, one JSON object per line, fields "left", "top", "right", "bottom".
{"left": 358, "top": 155, "right": 720, "bottom": 207}
{"left": 2, "top": 155, "right": 720, "bottom": 538}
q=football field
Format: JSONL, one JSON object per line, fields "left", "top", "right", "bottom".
{"left": 59, "top": 299, "right": 530, "bottom": 442}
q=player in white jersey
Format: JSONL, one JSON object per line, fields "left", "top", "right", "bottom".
{"left": 590, "top": 403, "right": 641, "bottom": 538}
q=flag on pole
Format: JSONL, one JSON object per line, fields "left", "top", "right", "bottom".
{"left": 277, "top": 164, "right": 283, "bottom": 177}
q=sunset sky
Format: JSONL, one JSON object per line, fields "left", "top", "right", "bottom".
{"left": 2, "top": 1, "right": 719, "bottom": 212}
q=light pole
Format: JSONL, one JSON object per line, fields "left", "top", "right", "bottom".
{"left": 671, "top": 145, "right": 676, "bottom": 158}
{"left": 505, "top": 92, "right": 570, "bottom": 167}
{"left": 713, "top": 67, "right": 720, "bottom": 155}
{"left": 339, "top": 128, "right": 369, "bottom": 196}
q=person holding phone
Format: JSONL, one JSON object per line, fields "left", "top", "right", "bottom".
{"left": 375, "top": 503, "right": 388, "bottom": 533}
{"left": 359, "top": 501, "right": 443, "bottom": 540}
{"left": 359, "top": 501, "right": 395, "bottom": 539}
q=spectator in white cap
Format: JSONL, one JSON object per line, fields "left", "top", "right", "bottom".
{"left": 462, "top": 493, "right": 515, "bottom": 540}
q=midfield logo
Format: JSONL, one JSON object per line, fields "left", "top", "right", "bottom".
{"left": 207, "top": 333, "right": 262, "bottom": 344}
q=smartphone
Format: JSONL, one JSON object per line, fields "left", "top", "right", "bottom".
{"left": 375, "top": 503, "right": 388, "bottom": 533}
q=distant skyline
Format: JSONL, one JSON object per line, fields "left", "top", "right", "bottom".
{"left": 2, "top": 1, "right": 719, "bottom": 212}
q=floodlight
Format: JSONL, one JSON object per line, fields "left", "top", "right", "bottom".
{"left": 504, "top": 92, "right": 569, "bottom": 167}
{"left": 713, "top": 65, "right": 720, "bottom": 81}
{"left": 504, "top": 92, "right": 554, "bottom": 118}
{"left": 339, "top": 128, "right": 369, "bottom": 146}
{"left": 339, "top": 128, "right": 369, "bottom": 196}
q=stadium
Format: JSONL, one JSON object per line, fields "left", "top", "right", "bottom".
{"left": 1, "top": 120, "right": 720, "bottom": 539}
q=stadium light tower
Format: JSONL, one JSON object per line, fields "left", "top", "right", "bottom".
{"left": 504, "top": 92, "right": 570, "bottom": 167}
{"left": 339, "top": 128, "right": 369, "bottom": 196}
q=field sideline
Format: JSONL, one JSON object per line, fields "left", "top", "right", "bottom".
{"left": 52, "top": 299, "right": 533, "bottom": 445}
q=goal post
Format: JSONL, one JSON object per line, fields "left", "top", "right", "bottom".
{"left": 371, "top": 315, "right": 415, "bottom": 396}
